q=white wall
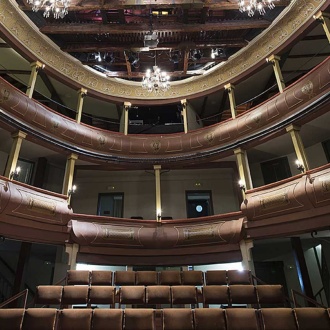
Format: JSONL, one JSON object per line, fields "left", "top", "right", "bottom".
{"left": 186, "top": 102, "right": 203, "bottom": 131}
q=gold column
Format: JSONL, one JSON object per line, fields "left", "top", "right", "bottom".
{"left": 266, "top": 54, "right": 285, "bottom": 93}
{"left": 124, "top": 102, "right": 131, "bottom": 136}
{"left": 62, "top": 153, "right": 78, "bottom": 198}
{"left": 234, "top": 147, "right": 253, "bottom": 195}
{"left": 154, "top": 165, "right": 162, "bottom": 222}
{"left": 224, "top": 83, "right": 237, "bottom": 119}
{"left": 4, "top": 131, "right": 27, "bottom": 179}
{"left": 286, "top": 124, "right": 310, "bottom": 172}
{"left": 65, "top": 243, "right": 79, "bottom": 270}
{"left": 75, "top": 88, "right": 87, "bottom": 124}
{"left": 181, "top": 99, "right": 188, "bottom": 133}
{"left": 26, "top": 61, "right": 44, "bottom": 99}
{"left": 314, "top": 11, "right": 330, "bottom": 43}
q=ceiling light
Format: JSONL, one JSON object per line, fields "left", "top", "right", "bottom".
{"left": 191, "top": 50, "right": 202, "bottom": 61}
{"left": 27, "top": 0, "right": 71, "bottom": 19}
{"left": 142, "top": 66, "right": 170, "bottom": 93}
{"left": 238, "top": 0, "right": 275, "bottom": 17}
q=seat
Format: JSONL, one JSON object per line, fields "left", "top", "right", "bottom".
{"left": 205, "top": 270, "right": 227, "bottom": 285}
{"left": 202, "top": 285, "right": 229, "bottom": 307}
{"left": 146, "top": 285, "right": 171, "bottom": 306}
{"left": 34, "top": 285, "right": 63, "bottom": 306}
{"left": 260, "top": 308, "right": 297, "bottom": 330}
{"left": 124, "top": 308, "right": 155, "bottom": 330}
{"left": 89, "top": 286, "right": 115, "bottom": 306}
{"left": 92, "top": 309, "right": 123, "bottom": 330}
{"left": 229, "top": 285, "right": 258, "bottom": 306}
{"left": 159, "top": 271, "right": 181, "bottom": 285}
{"left": 114, "top": 271, "right": 136, "bottom": 286}
{"left": 119, "top": 285, "right": 146, "bottom": 305}
{"left": 256, "top": 285, "right": 285, "bottom": 307}
{"left": 0, "top": 308, "right": 25, "bottom": 330}
{"left": 57, "top": 309, "right": 92, "bottom": 330}
{"left": 61, "top": 285, "right": 89, "bottom": 306}
{"left": 67, "top": 270, "right": 90, "bottom": 285}
{"left": 226, "top": 308, "right": 259, "bottom": 330}
{"left": 181, "top": 271, "right": 204, "bottom": 286}
{"left": 90, "top": 271, "right": 113, "bottom": 286}
{"left": 136, "top": 271, "right": 158, "bottom": 285}
{"left": 227, "top": 270, "right": 251, "bottom": 285}
{"left": 171, "top": 285, "right": 198, "bottom": 306}
{"left": 194, "top": 308, "right": 226, "bottom": 330}
{"left": 294, "top": 308, "right": 330, "bottom": 330}
{"left": 162, "top": 308, "right": 194, "bottom": 330}
{"left": 22, "top": 308, "right": 57, "bottom": 330}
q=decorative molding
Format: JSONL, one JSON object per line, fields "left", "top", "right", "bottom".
{"left": 27, "top": 197, "right": 56, "bottom": 215}
{"left": 260, "top": 193, "right": 289, "bottom": 210}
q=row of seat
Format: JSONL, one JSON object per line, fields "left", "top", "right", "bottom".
{"left": 35, "top": 284, "right": 286, "bottom": 308}
{"left": 1, "top": 307, "right": 330, "bottom": 330}
{"left": 66, "top": 269, "right": 252, "bottom": 286}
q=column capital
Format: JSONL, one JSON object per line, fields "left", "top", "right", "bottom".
{"left": 67, "top": 153, "right": 78, "bottom": 161}
{"left": 286, "top": 124, "right": 301, "bottom": 133}
{"left": 153, "top": 165, "right": 162, "bottom": 171}
{"left": 11, "top": 131, "right": 27, "bottom": 140}
{"left": 224, "top": 83, "right": 235, "bottom": 91}
{"left": 30, "top": 61, "right": 44, "bottom": 71}
{"left": 124, "top": 102, "right": 132, "bottom": 108}
{"left": 77, "top": 88, "right": 87, "bottom": 97}
{"left": 313, "top": 11, "right": 330, "bottom": 21}
{"left": 234, "top": 147, "right": 245, "bottom": 155}
{"left": 266, "top": 54, "right": 281, "bottom": 64}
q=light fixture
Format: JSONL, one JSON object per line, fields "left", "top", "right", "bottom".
{"left": 10, "top": 166, "right": 21, "bottom": 180}
{"left": 295, "top": 160, "right": 305, "bottom": 173}
{"left": 27, "top": 0, "right": 71, "bottom": 19}
{"left": 128, "top": 53, "right": 139, "bottom": 66}
{"left": 68, "top": 184, "right": 77, "bottom": 196}
{"left": 211, "top": 48, "right": 225, "bottom": 59}
{"left": 238, "top": 179, "right": 246, "bottom": 192}
{"left": 191, "top": 49, "right": 202, "bottom": 61}
{"left": 238, "top": 0, "right": 275, "bottom": 17}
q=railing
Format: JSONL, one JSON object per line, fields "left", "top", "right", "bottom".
{"left": 291, "top": 289, "right": 326, "bottom": 308}
{"left": 0, "top": 272, "right": 13, "bottom": 303}
{"left": 0, "top": 288, "right": 28, "bottom": 309}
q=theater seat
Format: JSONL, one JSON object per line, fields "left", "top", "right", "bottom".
{"left": 194, "top": 308, "right": 226, "bottom": 330}
{"left": 162, "top": 308, "right": 194, "bottom": 330}
{"left": 124, "top": 308, "right": 155, "bottom": 330}
{"left": 226, "top": 308, "right": 259, "bottom": 330}
{"left": 120, "top": 285, "right": 146, "bottom": 306}
{"left": 114, "top": 271, "right": 136, "bottom": 286}
{"left": 202, "top": 285, "right": 229, "bottom": 307}
{"left": 159, "top": 271, "right": 181, "bottom": 285}
{"left": 90, "top": 271, "right": 113, "bottom": 286}
{"left": 229, "top": 285, "right": 258, "bottom": 306}
{"left": 92, "top": 309, "right": 123, "bottom": 330}
{"left": 34, "top": 285, "right": 63, "bottom": 307}
{"left": 67, "top": 270, "right": 90, "bottom": 285}
{"left": 171, "top": 286, "right": 198, "bottom": 306}
{"left": 22, "top": 308, "right": 57, "bottom": 330}
{"left": 205, "top": 270, "right": 227, "bottom": 285}
{"left": 0, "top": 308, "right": 25, "bottom": 330}
{"left": 61, "top": 285, "right": 89, "bottom": 307}
{"left": 57, "top": 309, "right": 92, "bottom": 330}
{"left": 146, "top": 285, "right": 171, "bottom": 306}
{"left": 89, "top": 286, "right": 115, "bottom": 306}
{"left": 294, "top": 308, "right": 330, "bottom": 330}
{"left": 256, "top": 285, "right": 285, "bottom": 307}
{"left": 260, "top": 308, "right": 297, "bottom": 330}
{"left": 136, "top": 271, "right": 158, "bottom": 286}
{"left": 181, "top": 271, "right": 204, "bottom": 286}
{"left": 227, "top": 270, "right": 251, "bottom": 285}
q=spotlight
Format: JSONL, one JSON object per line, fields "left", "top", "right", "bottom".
{"left": 171, "top": 53, "right": 180, "bottom": 64}
{"left": 238, "top": 179, "right": 246, "bottom": 192}
{"left": 68, "top": 184, "right": 77, "bottom": 196}
{"left": 191, "top": 50, "right": 202, "bottom": 61}
{"left": 295, "top": 160, "right": 305, "bottom": 173}
{"left": 128, "top": 53, "right": 139, "bottom": 66}
{"left": 104, "top": 53, "right": 114, "bottom": 64}
{"left": 10, "top": 166, "right": 21, "bottom": 180}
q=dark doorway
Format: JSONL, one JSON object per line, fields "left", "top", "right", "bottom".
{"left": 186, "top": 191, "right": 214, "bottom": 218}
{"left": 261, "top": 156, "right": 292, "bottom": 185}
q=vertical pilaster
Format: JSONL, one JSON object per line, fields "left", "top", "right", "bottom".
{"left": 234, "top": 147, "right": 253, "bottom": 196}
{"left": 124, "top": 102, "right": 131, "bottom": 136}
{"left": 181, "top": 99, "right": 188, "bottom": 133}
{"left": 266, "top": 54, "right": 285, "bottom": 93}
{"left": 154, "top": 165, "right": 162, "bottom": 222}
{"left": 225, "top": 83, "right": 237, "bottom": 119}
{"left": 76, "top": 88, "right": 87, "bottom": 124}
{"left": 62, "top": 153, "right": 78, "bottom": 198}
{"left": 4, "top": 131, "right": 27, "bottom": 179}
{"left": 26, "top": 61, "right": 44, "bottom": 98}
{"left": 240, "top": 239, "right": 255, "bottom": 275}
{"left": 65, "top": 243, "right": 79, "bottom": 270}
{"left": 286, "top": 124, "right": 310, "bottom": 171}
{"left": 314, "top": 11, "right": 330, "bottom": 43}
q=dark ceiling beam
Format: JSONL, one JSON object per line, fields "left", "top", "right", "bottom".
{"left": 40, "top": 20, "right": 271, "bottom": 35}
{"left": 124, "top": 52, "right": 132, "bottom": 78}
{"left": 287, "top": 53, "right": 330, "bottom": 59}
{"left": 183, "top": 50, "right": 190, "bottom": 74}
{"left": 38, "top": 71, "right": 64, "bottom": 105}
{"left": 0, "top": 43, "right": 10, "bottom": 48}
{"left": 0, "top": 69, "right": 30, "bottom": 75}
{"left": 104, "top": 70, "right": 202, "bottom": 78}
{"left": 62, "top": 40, "right": 247, "bottom": 52}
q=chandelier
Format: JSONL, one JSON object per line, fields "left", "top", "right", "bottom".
{"left": 27, "top": 0, "right": 71, "bottom": 19}
{"left": 142, "top": 66, "right": 170, "bottom": 93}
{"left": 238, "top": 0, "right": 275, "bottom": 17}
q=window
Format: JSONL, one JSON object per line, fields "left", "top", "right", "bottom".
{"left": 186, "top": 191, "right": 214, "bottom": 218}
{"left": 97, "top": 193, "right": 124, "bottom": 218}
{"left": 260, "top": 156, "right": 292, "bottom": 185}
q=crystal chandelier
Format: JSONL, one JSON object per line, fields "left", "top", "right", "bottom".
{"left": 238, "top": 0, "right": 275, "bottom": 17}
{"left": 27, "top": 0, "right": 71, "bottom": 19}
{"left": 142, "top": 66, "right": 170, "bottom": 93}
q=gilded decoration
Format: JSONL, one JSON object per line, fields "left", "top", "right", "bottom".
{"left": 0, "top": 0, "right": 326, "bottom": 102}
{"left": 102, "top": 226, "right": 135, "bottom": 240}
{"left": 260, "top": 192, "right": 290, "bottom": 210}
{"left": 321, "top": 177, "right": 330, "bottom": 193}
{"left": 0, "top": 88, "right": 10, "bottom": 103}
{"left": 150, "top": 140, "right": 161, "bottom": 153}
{"left": 301, "top": 81, "right": 315, "bottom": 98}
{"left": 28, "top": 197, "right": 56, "bottom": 215}
{"left": 183, "top": 224, "right": 221, "bottom": 240}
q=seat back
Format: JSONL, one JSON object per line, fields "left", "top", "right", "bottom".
{"left": 227, "top": 270, "right": 251, "bottom": 285}
{"left": 90, "top": 271, "right": 113, "bottom": 286}
{"left": 124, "top": 308, "right": 155, "bottom": 330}
{"left": 114, "top": 271, "right": 136, "bottom": 286}
{"left": 120, "top": 286, "right": 146, "bottom": 305}
{"left": 67, "top": 270, "right": 90, "bottom": 285}
{"left": 146, "top": 285, "right": 171, "bottom": 305}
{"left": 92, "top": 309, "right": 123, "bottom": 330}
{"left": 202, "top": 285, "right": 229, "bottom": 306}
{"left": 226, "top": 308, "right": 259, "bottom": 330}
{"left": 22, "top": 308, "right": 57, "bottom": 330}
{"left": 0, "top": 308, "right": 25, "bottom": 330}
{"left": 35, "top": 285, "right": 63, "bottom": 306}
{"left": 171, "top": 286, "right": 197, "bottom": 306}
{"left": 260, "top": 308, "right": 297, "bottom": 330}
{"left": 294, "top": 308, "right": 330, "bottom": 330}
{"left": 194, "top": 308, "right": 226, "bottom": 330}
{"left": 89, "top": 286, "right": 115, "bottom": 306}
{"left": 181, "top": 271, "right": 204, "bottom": 286}
{"left": 136, "top": 271, "right": 158, "bottom": 285}
{"left": 162, "top": 308, "right": 194, "bottom": 330}
{"left": 256, "top": 285, "right": 285, "bottom": 307}
{"left": 159, "top": 271, "right": 181, "bottom": 285}
{"left": 229, "top": 285, "right": 258, "bottom": 306}
{"left": 61, "top": 285, "right": 89, "bottom": 306}
{"left": 57, "top": 309, "right": 92, "bottom": 330}
{"left": 205, "top": 270, "right": 227, "bottom": 285}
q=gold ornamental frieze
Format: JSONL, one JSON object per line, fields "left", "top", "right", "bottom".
{"left": 260, "top": 192, "right": 290, "bottom": 210}
{"left": 27, "top": 197, "right": 56, "bottom": 215}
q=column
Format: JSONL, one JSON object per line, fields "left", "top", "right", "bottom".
{"left": 240, "top": 239, "right": 255, "bottom": 274}
{"left": 181, "top": 99, "right": 188, "bottom": 133}
{"left": 4, "top": 131, "right": 27, "bottom": 179}
{"left": 154, "top": 165, "right": 162, "bottom": 222}
{"left": 62, "top": 153, "right": 78, "bottom": 198}
{"left": 286, "top": 124, "right": 310, "bottom": 172}
{"left": 314, "top": 11, "right": 330, "bottom": 43}
{"left": 266, "top": 54, "right": 285, "bottom": 93}
{"left": 123, "top": 102, "right": 131, "bottom": 136}
{"left": 26, "top": 61, "right": 44, "bottom": 99}
{"left": 65, "top": 243, "right": 80, "bottom": 270}
{"left": 234, "top": 147, "right": 253, "bottom": 196}
{"left": 75, "top": 88, "right": 87, "bottom": 124}
{"left": 224, "top": 83, "right": 237, "bottom": 119}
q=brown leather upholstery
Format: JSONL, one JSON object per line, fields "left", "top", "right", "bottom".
{"left": 92, "top": 309, "right": 123, "bottom": 330}
{"left": 146, "top": 285, "right": 171, "bottom": 305}
{"left": 67, "top": 270, "right": 90, "bottom": 285}
{"left": 171, "top": 286, "right": 198, "bottom": 306}
{"left": 181, "top": 271, "right": 204, "bottom": 286}
{"left": 125, "top": 308, "right": 155, "bottom": 330}
{"left": 90, "top": 271, "right": 113, "bottom": 286}
{"left": 202, "top": 285, "right": 229, "bottom": 306}
{"left": 256, "top": 285, "right": 285, "bottom": 307}
{"left": 89, "top": 286, "right": 115, "bottom": 306}
{"left": 22, "top": 308, "right": 57, "bottom": 330}
{"left": 114, "top": 271, "right": 136, "bottom": 286}
{"left": 194, "top": 308, "right": 226, "bottom": 330}
{"left": 294, "top": 308, "right": 330, "bottom": 330}
{"left": 261, "top": 308, "right": 297, "bottom": 330}
{"left": 226, "top": 308, "right": 259, "bottom": 330}
{"left": 229, "top": 285, "right": 258, "bottom": 305}
{"left": 162, "top": 308, "right": 194, "bottom": 330}
{"left": 61, "top": 285, "right": 89, "bottom": 306}
{"left": 205, "top": 270, "right": 227, "bottom": 285}
{"left": 0, "top": 308, "right": 25, "bottom": 330}
{"left": 159, "top": 271, "right": 181, "bottom": 285}
{"left": 120, "top": 285, "right": 146, "bottom": 305}
{"left": 57, "top": 309, "right": 92, "bottom": 330}
{"left": 227, "top": 270, "right": 251, "bottom": 285}
{"left": 136, "top": 271, "right": 158, "bottom": 285}
{"left": 35, "top": 285, "right": 63, "bottom": 306}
